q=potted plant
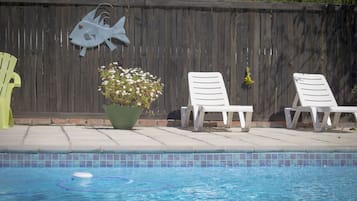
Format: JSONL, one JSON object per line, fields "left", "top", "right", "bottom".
{"left": 98, "top": 62, "right": 164, "bottom": 129}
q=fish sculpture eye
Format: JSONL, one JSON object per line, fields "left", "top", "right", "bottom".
{"left": 78, "top": 24, "right": 83, "bottom": 29}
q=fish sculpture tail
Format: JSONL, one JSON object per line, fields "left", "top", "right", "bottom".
{"left": 111, "top": 16, "right": 130, "bottom": 45}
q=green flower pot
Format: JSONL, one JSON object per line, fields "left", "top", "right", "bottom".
{"left": 103, "top": 104, "right": 143, "bottom": 129}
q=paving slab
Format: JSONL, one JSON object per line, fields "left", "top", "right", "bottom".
{"left": 63, "top": 126, "right": 118, "bottom": 151}
{"left": 99, "top": 128, "right": 160, "bottom": 145}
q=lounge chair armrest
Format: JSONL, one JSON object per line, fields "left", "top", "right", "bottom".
{"left": 11, "top": 72, "right": 21, "bottom": 87}
{"left": 317, "top": 106, "right": 357, "bottom": 113}
{"left": 199, "top": 105, "right": 253, "bottom": 113}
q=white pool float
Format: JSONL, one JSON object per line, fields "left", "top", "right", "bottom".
{"left": 72, "top": 172, "right": 93, "bottom": 179}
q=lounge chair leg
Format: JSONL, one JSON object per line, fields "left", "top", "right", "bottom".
{"left": 226, "top": 112, "right": 233, "bottom": 127}
{"left": 238, "top": 112, "right": 246, "bottom": 129}
{"left": 332, "top": 112, "right": 341, "bottom": 129}
{"left": 181, "top": 106, "right": 191, "bottom": 127}
{"left": 9, "top": 109, "right": 13, "bottom": 127}
{"left": 0, "top": 105, "right": 9, "bottom": 129}
{"left": 241, "top": 112, "right": 252, "bottom": 132}
{"left": 194, "top": 111, "right": 205, "bottom": 131}
{"left": 192, "top": 106, "right": 200, "bottom": 131}
{"left": 284, "top": 108, "right": 293, "bottom": 128}
{"left": 321, "top": 112, "right": 331, "bottom": 130}
{"left": 222, "top": 112, "right": 228, "bottom": 125}
{"left": 310, "top": 108, "right": 322, "bottom": 131}
{"left": 291, "top": 110, "right": 301, "bottom": 129}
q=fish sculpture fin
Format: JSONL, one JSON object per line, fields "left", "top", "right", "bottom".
{"left": 99, "top": 18, "right": 105, "bottom": 26}
{"left": 105, "top": 40, "right": 117, "bottom": 51}
{"left": 113, "top": 16, "right": 126, "bottom": 29}
{"left": 112, "top": 34, "right": 130, "bottom": 45}
{"left": 93, "top": 15, "right": 102, "bottom": 24}
{"left": 98, "top": 11, "right": 111, "bottom": 26}
{"left": 111, "top": 17, "right": 130, "bottom": 45}
{"left": 82, "top": 8, "right": 98, "bottom": 22}
{"left": 80, "top": 47, "right": 87, "bottom": 57}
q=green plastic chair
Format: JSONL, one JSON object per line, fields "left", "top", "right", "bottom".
{"left": 0, "top": 52, "right": 21, "bottom": 129}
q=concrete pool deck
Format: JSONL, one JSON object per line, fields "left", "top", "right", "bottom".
{"left": 1, "top": 125, "right": 357, "bottom": 152}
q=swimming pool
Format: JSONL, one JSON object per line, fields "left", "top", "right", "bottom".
{"left": 1, "top": 167, "right": 357, "bottom": 201}
{"left": 1, "top": 152, "right": 357, "bottom": 201}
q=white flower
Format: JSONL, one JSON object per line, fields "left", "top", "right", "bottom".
{"left": 98, "top": 63, "right": 163, "bottom": 109}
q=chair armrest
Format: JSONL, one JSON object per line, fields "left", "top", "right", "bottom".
{"left": 11, "top": 72, "right": 21, "bottom": 87}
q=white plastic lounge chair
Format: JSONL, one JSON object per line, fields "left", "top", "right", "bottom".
{"left": 284, "top": 73, "right": 357, "bottom": 131}
{"left": 181, "top": 72, "right": 253, "bottom": 132}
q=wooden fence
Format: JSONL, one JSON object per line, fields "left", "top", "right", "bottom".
{"left": 0, "top": 0, "right": 356, "bottom": 121}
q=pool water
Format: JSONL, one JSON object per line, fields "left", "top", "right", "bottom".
{"left": 0, "top": 167, "right": 357, "bottom": 201}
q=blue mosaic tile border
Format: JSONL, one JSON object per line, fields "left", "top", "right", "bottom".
{"left": 1, "top": 152, "right": 357, "bottom": 168}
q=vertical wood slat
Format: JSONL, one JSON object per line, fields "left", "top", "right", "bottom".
{"left": 229, "top": 12, "right": 237, "bottom": 106}
{"left": 0, "top": 2, "right": 355, "bottom": 121}
{"left": 249, "top": 11, "right": 261, "bottom": 119}
{"left": 261, "top": 12, "right": 274, "bottom": 119}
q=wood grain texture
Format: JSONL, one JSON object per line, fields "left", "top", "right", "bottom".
{"left": 0, "top": 2, "right": 355, "bottom": 121}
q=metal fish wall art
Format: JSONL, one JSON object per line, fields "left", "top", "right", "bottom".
{"left": 69, "top": 4, "right": 130, "bottom": 57}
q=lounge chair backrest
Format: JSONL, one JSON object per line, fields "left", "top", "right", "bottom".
{"left": 293, "top": 73, "right": 338, "bottom": 107}
{"left": 188, "top": 72, "right": 230, "bottom": 107}
{"left": 0, "top": 52, "right": 21, "bottom": 129}
{"left": 0, "top": 52, "right": 18, "bottom": 97}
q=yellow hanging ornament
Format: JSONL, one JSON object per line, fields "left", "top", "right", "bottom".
{"left": 244, "top": 66, "right": 255, "bottom": 86}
